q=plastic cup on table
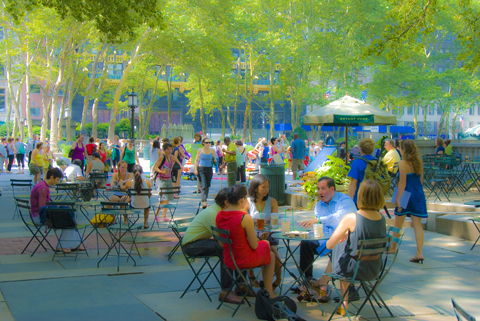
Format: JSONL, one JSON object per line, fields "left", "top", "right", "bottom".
{"left": 271, "top": 213, "right": 279, "bottom": 227}
{"left": 313, "top": 223, "right": 324, "bottom": 239}
{"left": 257, "top": 218, "right": 265, "bottom": 230}
{"left": 281, "top": 221, "right": 291, "bottom": 235}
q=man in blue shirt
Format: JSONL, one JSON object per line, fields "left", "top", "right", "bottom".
{"left": 298, "top": 177, "right": 356, "bottom": 285}
{"left": 289, "top": 133, "right": 305, "bottom": 181}
{"left": 347, "top": 138, "right": 376, "bottom": 204}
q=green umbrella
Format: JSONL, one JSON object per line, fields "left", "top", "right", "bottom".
{"left": 303, "top": 95, "right": 397, "bottom": 157}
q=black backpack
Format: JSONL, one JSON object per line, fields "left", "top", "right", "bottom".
{"left": 255, "top": 289, "right": 304, "bottom": 321}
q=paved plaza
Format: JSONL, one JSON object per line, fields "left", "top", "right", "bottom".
{"left": 0, "top": 161, "right": 478, "bottom": 321}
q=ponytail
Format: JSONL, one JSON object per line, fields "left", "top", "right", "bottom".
{"left": 132, "top": 165, "right": 143, "bottom": 195}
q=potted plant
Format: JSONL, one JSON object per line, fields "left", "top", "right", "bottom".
{"left": 301, "top": 155, "right": 351, "bottom": 209}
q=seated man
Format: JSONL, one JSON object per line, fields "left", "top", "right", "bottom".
{"left": 63, "top": 159, "right": 85, "bottom": 181}
{"left": 56, "top": 156, "right": 71, "bottom": 171}
{"left": 297, "top": 177, "right": 356, "bottom": 300}
{"left": 382, "top": 139, "right": 400, "bottom": 176}
{"left": 182, "top": 188, "right": 246, "bottom": 304}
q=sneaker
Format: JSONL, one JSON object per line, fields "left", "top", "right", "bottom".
{"left": 154, "top": 216, "right": 160, "bottom": 222}
{"left": 161, "top": 218, "right": 170, "bottom": 222}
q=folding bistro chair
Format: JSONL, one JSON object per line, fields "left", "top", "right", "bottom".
{"left": 55, "top": 183, "right": 81, "bottom": 201}
{"left": 168, "top": 217, "right": 195, "bottom": 260}
{"left": 11, "top": 179, "right": 33, "bottom": 219}
{"left": 88, "top": 172, "right": 109, "bottom": 200}
{"left": 212, "top": 226, "right": 265, "bottom": 317}
{"left": 127, "top": 188, "right": 152, "bottom": 228}
{"left": 452, "top": 298, "right": 477, "bottom": 321}
{"left": 325, "top": 237, "right": 392, "bottom": 321}
{"left": 15, "top": 198, "right": 55, "bottom": 256}
{"left": 158, "top": 186, "right": 181, "bottom": 221}
{"left": 45, "top": 202, "right": 89, "bottom": 260}
{"left": 10, "top": 179, "right": 33, "bottom": 198}
{"left": 354, "top": 226, "right": 405, "bottom": 319}
{"left": 178, "top": 225, "right": 221, "bottom": 302}
{"left": 96, "top": 201, "right": 142, "bottom": 271}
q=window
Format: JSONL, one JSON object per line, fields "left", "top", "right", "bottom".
{"left": 469, "top": 107, "right": 474, "bottom": 115}
{"left": 428, "top": 106, "right": 435, "bottom": 115}
{"left": 407, "top": 106, "right": 413, "bottom": 115}
{"left": 30, "top": 85, "right": 40, "bottom": 93}
{"left": 0, "top": 63, "right": 3, "bottom": 77}
{"left": 477, "top": 105, "right": 480, "bottom": 116}
{"left": 0, "top": 27, "right": 3, "bottom": 40}
{"left": 31, "top": 107, "right": 41, "bottom": 116}
{"left": 438, "top": 67, "right": 444, "bottom": 73}
{"left": 0, "top": 88, "right": 5, "bottom": 112}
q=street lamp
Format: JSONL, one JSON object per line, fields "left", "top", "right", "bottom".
{"left": 64, "top": 107, "right": 71, "bottom": 142}
{"left": 261, "top": 111, "right": 266, "bottom": 139}
{"left": 128, "top": 90, "right": 138, "bottom": 141}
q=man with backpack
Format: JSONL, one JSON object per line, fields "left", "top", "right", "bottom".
{"left": 347, "top": 138, "right": 390, "bottom": 205}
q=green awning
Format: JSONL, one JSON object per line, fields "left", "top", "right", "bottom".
{"left": 303, "top": 95, "right": 397, "bottom": 126}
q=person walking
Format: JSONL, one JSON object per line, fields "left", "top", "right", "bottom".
{"left": 289, "top": 133, "right": 305, "bottom": 181}
{"left": 121, "top": 139, "right": 140, "bottom": 173}
{"left": 390, "top": 139, "right": 427, "bottom": 263}
{"left": 111, "top": 135, "right": 122, "bottom": 172}
{"left": 222, "top": 137, "right": 237, "bottom": 188}
{"left": 29, "top": 142, "right": 44, "bottom": 185}
{"left": 71, "top": 134, "right": 88, "bottom": 166}
{"left": 15, "top": 137, "right": 27, "bottom": 174}
{"left": 235, "top": 140, "right": 246, "bottom": 184}
{"left": 194, "top": 137, "right": 216, "bottom": 209}
{"left": 0, "top": 139, "right": 6, "bottom": 173}
{"left": 6, "top": 137, "right": 16, "bottom": 173}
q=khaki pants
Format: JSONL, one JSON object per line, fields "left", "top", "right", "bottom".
{"left": 227, "top": 162, "right": 237, "bottom": 188}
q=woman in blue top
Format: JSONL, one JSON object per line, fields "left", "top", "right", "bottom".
{"left": 347, "top": 138, "right": 376, "bottom": 204}
{"left": 391, "top": 140, "right": 427, "bottom": 263}
{"left": 260, "top": 141, "right": 269, "bottom": 163}
{"left": 194, "top": 137, "right": 216, "bottom": 208}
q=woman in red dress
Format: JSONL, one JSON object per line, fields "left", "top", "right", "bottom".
{"left": 216, "top": 185, "right": 276, "bottom": 298}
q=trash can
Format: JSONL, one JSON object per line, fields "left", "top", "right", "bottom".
{"left": 260, "top": 164, "right": 286, "bottom": 205}
{"left": 143, "top": 146, "right": 150, "bottom": 160}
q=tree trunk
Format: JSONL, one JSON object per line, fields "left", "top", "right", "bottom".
{"left": 108, "top": 29, "right": 150, "bottom": 140}
{"left": 80, "top": 45, "right": 105, "bottom": 132}
{"left": 290, "top": 87, "right": 296, "bottom": 129}
{"left": 269, "top": 61, "right": 276, "bottom": 139}
{"left": 143, "top": 66, "right": 162, "bottom": 138}
{"left": 413, "top": 102, "right": 418, "bottom": 139}
{"left": 166, "top": 65, "right": 174, "bottom": 126}
{"left": 423, "top": 104, "right": 428, "bottom": 137}
{"left": 40, "top": 82, "right": 52, "bottom": 143}
{"left": 198, "top": 77, "right": 206, "bottom": 134}
{"left": 451, "top": 106, "right": 459, "bottom": 139}
{"left": 218, "top": 102, "right": 226, "bottom": 137}
{"left": 25, "top": 73, "right": 33, "bottom": 138}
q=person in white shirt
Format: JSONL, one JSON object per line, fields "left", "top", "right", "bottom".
{"left": 63, "top": 159, "right": 85, "bottom": 181}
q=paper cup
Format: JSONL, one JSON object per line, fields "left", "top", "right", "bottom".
{"left": 313, "top": 223, "right": 324, "bottom": 238}
{"left": 281, "top": 221, "right": 291, "bottom": 234}
{"left": 271, "top": 213, "right": 279, "bottom": 227}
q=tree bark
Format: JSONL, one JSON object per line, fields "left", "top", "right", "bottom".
{"left": 198, "top": 77, "right": 206, "bottom": 134}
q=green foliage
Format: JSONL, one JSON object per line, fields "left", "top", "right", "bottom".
{"left": 183, "top": 143, "right": 192, "bottom": 154}
{"left": 289, "top": 127, "right": 308, "bottom": 141}
{"left": 60, "top": 143, "right": 70, "bottom": 157}
{"left": 301, "top": 155, "right": 351, "bottom": 209}
{"left": 115, "top": 119, "right": 131, "bottom": 135}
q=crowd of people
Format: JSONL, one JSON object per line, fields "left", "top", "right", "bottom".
{"left": 7, "top": 130, "right": 431, "bottom": 315}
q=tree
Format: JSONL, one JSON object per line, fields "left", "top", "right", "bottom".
{"left": 4, "top": 0, "right": 164, "bottom": 43}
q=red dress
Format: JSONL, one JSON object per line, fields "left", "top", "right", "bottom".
{"left": 216, "top": 210, "right": 271, "bottom": 270}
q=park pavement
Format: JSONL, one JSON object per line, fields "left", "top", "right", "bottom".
{"left": 0, "top": 160, "right": 478, "bottom": 320}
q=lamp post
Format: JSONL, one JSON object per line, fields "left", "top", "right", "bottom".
{"left": 261, "top": 111, "right": 266, "bottom": 139}
{"left": 64, "top": 107, "right": 71, "bottom": 142}
{"left": 128, "top": 91, "right": 138, "bottom": 141}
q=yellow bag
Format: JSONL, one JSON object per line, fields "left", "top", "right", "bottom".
{"left": 90, "top": 214, "right": 115, "bottom": 227}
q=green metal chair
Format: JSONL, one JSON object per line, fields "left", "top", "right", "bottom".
{"left": 452, "top": 298, "right": 477, "bottom": 321}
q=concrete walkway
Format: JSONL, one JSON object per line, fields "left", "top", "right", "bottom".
{"left": 0, "top": 162, "right": 478, "bottom": 320}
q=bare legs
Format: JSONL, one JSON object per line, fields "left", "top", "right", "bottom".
{"left": 143, "top": 208, "right": 150, "bottom": 228}
{"left": 156, "top": 200, "right": 168, "bottom": 220}
{"left": 392, "top": 214, "right": 424, "bottom": 260}
{"left": 263, "top": 251, "right": 276, "bottom": 298}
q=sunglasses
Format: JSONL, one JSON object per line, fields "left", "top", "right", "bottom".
{"left": 204, "top": 141, "right": 211, "bottom": 144}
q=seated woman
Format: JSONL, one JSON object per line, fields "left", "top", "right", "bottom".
{"left": 30, "top": 168, "right": 84, "bottom": 253}
{"left": 90, "top": 160, "right": 132, "bottom": 227}
{"left": 85, "top": 152, "right": 105, "bottom": 176}
{"left": 216, "top": 185, "right": 276, "bottom": 298}
{"left": 247, "top": 174, "right": 282, "bottom": 289}
{"left": 319, "top": 179, "right": 386, "bottom": 316}
{"left": 125, "top": 165, "right": 152, "bottom": 229}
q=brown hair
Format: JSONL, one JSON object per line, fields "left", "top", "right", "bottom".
{"left": 132, "top": 165, "right": 143, "bottom": 195}
{"left": 444, "top": 139, "right": 451, "bottom": 146}
{"left": 436, "top": 137, "right": 444, "bottom": 148}
{"left": 36, "top": 142, "right": 43, "bottom": 149}
{"left": 358, "top": 138, "right": 375, "bottom": 155}
{"left": 357, "top": 180, "right": 385, "bottom": 211}
{"left": 401, "top": 139, "right": 422, "bottom": 175}
{"left": 172, "top": 137, "right": 181, "bottom": 147}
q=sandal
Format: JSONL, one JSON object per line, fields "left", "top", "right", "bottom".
{"left": 249, "top": 276, "right": 260, "bottom": 288}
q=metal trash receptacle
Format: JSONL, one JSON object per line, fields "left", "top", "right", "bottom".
{"left": 260, "top": 164, "right": 285, "bottom": 205}
{"left": 143, "top": 146, "right": 150, "bottom": 160}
